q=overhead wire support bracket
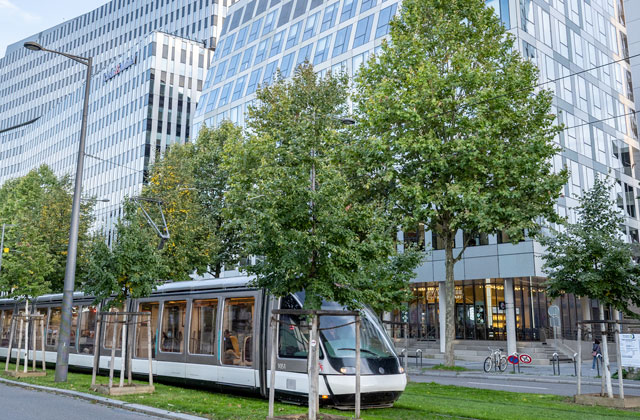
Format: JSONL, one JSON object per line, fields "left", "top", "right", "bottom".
{"left": 132, "top": 196, "right": 170, "bottom": 249}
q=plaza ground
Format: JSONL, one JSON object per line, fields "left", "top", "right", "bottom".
{"left": 1, "top": 365, "right": 640, "bottom": 420}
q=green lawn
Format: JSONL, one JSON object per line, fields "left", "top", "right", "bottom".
{"left": 1, "top": 366, "right": 638, "bottom": 420}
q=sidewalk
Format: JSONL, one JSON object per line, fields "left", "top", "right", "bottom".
{"left": 407, "top": 359, "right": 640, "bottom": 389}
{"left": 0, "top": 376, "right": 206, "bottom": 420}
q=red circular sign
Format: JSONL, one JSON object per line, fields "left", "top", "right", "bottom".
{"left": 519, "top": 354, "right": 532, "bottom": 364}
{"left": 507, "top": 355, "right": 519, "bottom": 364}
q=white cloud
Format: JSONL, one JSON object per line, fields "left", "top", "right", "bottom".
{"left": 0, "top": 0, "right": 41, "bottom": 23}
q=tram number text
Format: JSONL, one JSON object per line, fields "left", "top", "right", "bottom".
{"left": 277, "top": 363, "right": 287, "bottom": 370}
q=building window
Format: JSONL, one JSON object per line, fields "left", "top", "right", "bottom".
{"left": 333, "top": 25, "right": 352, "bottom": 58}
{"left": 352, "top": 15, "right": 374, "bottom": 48}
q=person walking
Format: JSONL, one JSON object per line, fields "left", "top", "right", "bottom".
{"left": 592, "top": 338, "right": 602, "bottom": 369}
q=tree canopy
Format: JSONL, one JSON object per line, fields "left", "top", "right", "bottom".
{"left": 353, "top": 0, "right": 568, "bottom": 364}
{"left": 141, "top": 122, "right": 243, "bottom": 280}
{"left": 541, "top": 177, "right": 640, "bottom": 318}
{"left": 0, "top": 165, "right": 94, "bottom": 300}
{"left": 81, "top": 200, "right": 166, "bottom": 308}
{"left": 224, "top": 64, "right": 420, "bottom": 311}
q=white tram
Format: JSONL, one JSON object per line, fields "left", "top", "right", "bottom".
{"left": 0, "top": 275, "right": 406, "bottom": 408}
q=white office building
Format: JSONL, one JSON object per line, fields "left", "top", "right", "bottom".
{"left": 193, "top": 0, "right": 639, "bottom": 344}
{"left": 0, "top": 0, "right": 233, "bottom": 231}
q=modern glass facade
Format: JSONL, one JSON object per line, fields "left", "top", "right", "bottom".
{"left": 0, "top": 0, "right": 234, "bottom": 231}
{"left": 193, "top": 0, "right": 640, "bottom": 341}
{"left": 391, "top": 279, "right": 585, "bottom": 342}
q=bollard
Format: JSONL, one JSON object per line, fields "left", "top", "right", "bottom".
{"left": 573, "top": 353, "right": 578, "bottom": 377}
{"left": 552, "top": 353, "right": 558, "bottom": 376}
{"left": 416, "top": 349, "right": 423, "bottom": 368}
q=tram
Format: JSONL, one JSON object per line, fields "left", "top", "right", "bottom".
{"left": 0, "top": 275, "right": 406, "bottom": 408}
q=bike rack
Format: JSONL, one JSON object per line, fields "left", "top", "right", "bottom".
{"left": 415, "top": 349, "right": 423, "bottom": 368}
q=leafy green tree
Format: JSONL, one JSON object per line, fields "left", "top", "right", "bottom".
{"left": 192, "top": 122, "right": 244, "bottom": 277}
{"left": 354, "top": 0, "right": 568, "bottom": 365}
{"left": 224, "top": 64, "right": 420, "bottom": 312}
{"left": 541, "top": 177, "right": 640, "bottom": 314}
{"left": 81, "top": 200, "right": 166, "bottom": 308}
{"left": 0, "top": 165, "right": 94, "bottom": 301}
{"left": 541, "top": 177, "right": 640, "bottom": 398}
{"left": 141, "top": 121, "right": 243, "bottom": 280}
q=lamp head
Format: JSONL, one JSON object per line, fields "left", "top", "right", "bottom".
{"left": 340, "top": 117, "right": 356, "bottom": 125}
{"left": 23, "top": 41, "right": 43, "bottom": 51}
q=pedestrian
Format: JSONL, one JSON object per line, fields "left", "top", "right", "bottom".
{"left": 592, "top": 338, "right": 601, "bottom": 369}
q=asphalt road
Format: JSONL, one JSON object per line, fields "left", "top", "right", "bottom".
{"left": 0, "top": 382, "right": 163, "bottom": 420}
{"left": 410, "top": 374, "right": 640, "bottom": 396}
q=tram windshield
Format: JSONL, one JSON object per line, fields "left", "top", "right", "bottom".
{"left": 319, "top": 310, "right": 395, "bottom": 359}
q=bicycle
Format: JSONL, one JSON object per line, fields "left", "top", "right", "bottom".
{"left": 484, "top": 347, "right": 508, "bottom": 373}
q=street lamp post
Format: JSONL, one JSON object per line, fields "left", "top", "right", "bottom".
{"left": 24, "top": 41, "right": 92, "bottom": 382}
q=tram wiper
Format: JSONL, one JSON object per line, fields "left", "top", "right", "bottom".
{"left": 337, "top": 348, "right": 377, "bottom": 355}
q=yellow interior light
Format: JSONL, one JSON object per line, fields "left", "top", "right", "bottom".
{"left": 321, "top": 395, "right": 329, "bottom": 400}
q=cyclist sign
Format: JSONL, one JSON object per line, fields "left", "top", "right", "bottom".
{"left": 519, "top": 354, "right": 532, "bottom": 364}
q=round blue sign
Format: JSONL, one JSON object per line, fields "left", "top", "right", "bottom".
{"left": 508, "top": 355, "right": 519, "bottom": 364}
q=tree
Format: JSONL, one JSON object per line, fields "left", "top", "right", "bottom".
{"left": 541, "top": 177, "right": 640, "bottom": 397}
{"left": 81, "top": 200, "right": 166, "bottom": 308}
{"left": 225, "top": 63, "right": 420, "bottom": 312}
{"left": 141, "top": 122, "right": 243, "bottom": 280}
{"left": 0, "top": 165, "right": 94, "bottom": 300}
{"left": 354, "top": 0, "right": 568, "bottom": 366}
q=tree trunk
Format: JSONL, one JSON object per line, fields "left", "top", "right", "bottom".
{"left": 444, "top": 232, "right": 456, "bottom": 367}
{"left": 599, "top": 303, "right": 613, "bottom": 398}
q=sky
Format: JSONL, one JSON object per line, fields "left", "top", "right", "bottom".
{"left": 0, "top": 0, "right": 108, "bottom": 57}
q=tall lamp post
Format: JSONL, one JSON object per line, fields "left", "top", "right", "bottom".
{"left": 24, "top": 41, "right": 92, "bottom": 382}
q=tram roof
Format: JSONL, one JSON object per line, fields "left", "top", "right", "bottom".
{"left": 0, "top": 274, "right": 257, "bottom": 306}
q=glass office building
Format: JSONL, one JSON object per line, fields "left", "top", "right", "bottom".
{"left": 0, "top": 0, "right": 234, "bottom": 232}
{"left": 194, "top": 0, "right": 639, "bottom": 342}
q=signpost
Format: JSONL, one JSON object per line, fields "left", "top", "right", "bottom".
{"left": 519, "top": 354, "right": 532, "bottom": 364}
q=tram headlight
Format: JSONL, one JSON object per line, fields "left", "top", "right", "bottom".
{"left": 399, "top": 366, "right": 405, "bottom": 374}
{"left": 340, "top": 366, "right": 356, "bottom": 374}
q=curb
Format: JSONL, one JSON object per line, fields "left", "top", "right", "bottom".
{"left": 0, "top": 377, "right": 206, "bottom": 420}
{"left": 409, "top": 371, "right": 640, "bottom": 389}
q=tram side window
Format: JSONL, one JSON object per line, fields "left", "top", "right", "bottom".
{"left": 278, "top": 295, "right": 308, "bottom": 359}
{"left": 161, "top": 301, "right": 186, "bottom": 353}
{"left": 104, "top": 307, "right": 123, "bottom": 349}
{"left": 190, "top": 299, "right": 217, "bottom": 356}
{"left": 0, "top": 310, "right": 12, "bottom": 346}
{"left": 79, "top": 306, "right": 97, "bottom": 354}
{"left": 222, "top": 297, "right": 254, "bottom": 366}
{"left": 136, "top": 302, "right": 159, "bottom": 357}
{"left": 47, "top": 307, "right": 79, "bottom": 347}
{"left": 47, "top": 307, "right": 62, "bottom": 347}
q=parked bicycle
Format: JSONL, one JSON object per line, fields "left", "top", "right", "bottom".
{"left": 484, "top": 347, "right": 508, "bottom": 373}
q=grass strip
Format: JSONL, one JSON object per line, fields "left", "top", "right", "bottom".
{"left": 1, "top": 365, "right": 639, "bottom": 419}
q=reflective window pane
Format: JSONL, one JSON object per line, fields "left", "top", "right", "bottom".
{"left": 78, "top": 306, "right": 97, "bottom": 354}
{"left": 189, "top": 299, "right": 218, "bottom": 355}
{"left": 161, "top": 301, "right": 186, "bottom": 353}
{"left": 222, "top": 297, "right": 254, "bottom": 366}
{"left": 136, "top": 302, "right": 159, "bottom": 357}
